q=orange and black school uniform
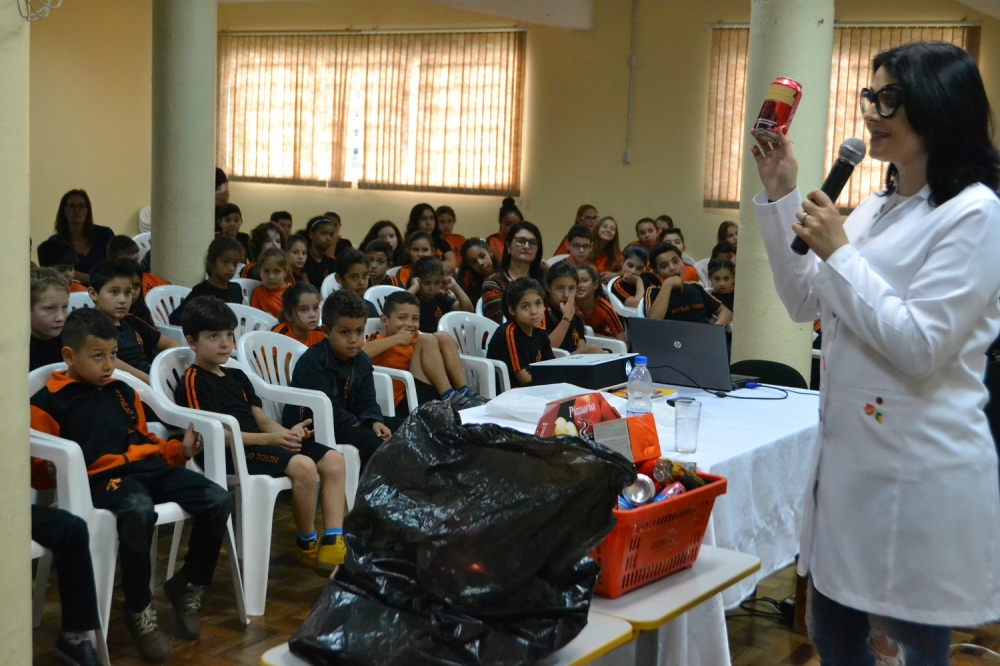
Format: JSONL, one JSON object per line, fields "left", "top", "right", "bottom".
{"left": 272, "top": 321, "right": 326, "bottom": 347}
{"left": 30, "top": 372, "right": 231, "bottom": 613}
{"left": 30, "top": 335, "right": 64, "bottom": 371}
{"left": 251, "top": 284, "right": 287, "bottom": 318}
{"left": 643, "top": 282, "right": 724, "bottom": 324}
{"left": 542, "top": 306, "right": 588, "bottom": 353}
{"left": 302, "top": 253, "right": 337, "bottom": 290}
{"left": 444, "top": 234, "right": 466, "bottom": 256}
{"left": 240, "top": 262, "right": 259, "bottom": 280}
{"left": 69, "top": 281, "right": 88, "bottom": 293}
{"left": 612, "top": 273, "right": 661, "bottom": 303}
{"left": 117, "top": 313, "right": 162, "bottom": 374}
{"left": 582, "top": 298, "right": 625, "bottom": 338}
{"left": 396, "top": 266, "right": 412, "bottom": 289}
{"left": 375, "top": 274, "right": 400, "bottom": 288}
{"left": 486, "top": 322, "right": 554, "bottom": 387}
{"left": 418, "top": 292, "right": 456, "bottom": 334}
{"left": 594, "top": 252, "right": 622, "bottom": 275}
{"left": 485, "top": 234, "right": 506, "bottom": 261}
{"left": 368, "top": 332, "right": 439, "bottom": 411}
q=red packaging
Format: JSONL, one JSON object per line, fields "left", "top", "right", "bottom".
{"left": 535, "top": 392, "right": 620, "bottom": 439}
{"left": 753, "top": 77, "right": 802, "bottom": 142}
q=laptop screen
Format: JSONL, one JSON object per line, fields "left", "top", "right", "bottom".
{"left": 625, "top": 317, "right": 734, "bottom": 392}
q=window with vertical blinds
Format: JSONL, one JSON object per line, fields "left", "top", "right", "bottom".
{"left": 703, "top": 25, "right": 978, "bottom": 210}
{"left": 216, "top": 30, "right": 526, "bottom": 195}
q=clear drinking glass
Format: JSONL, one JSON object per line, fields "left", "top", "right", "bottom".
{"left": 674, "top": 398, "right": 701, "bottom": 454}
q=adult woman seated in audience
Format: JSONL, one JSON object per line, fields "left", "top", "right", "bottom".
{"left": 481, "top": 221, "right": 545, "bottom": 324}
{"left": 361, "top": 220, "right": 407, "bottom": 268}
{"left": 717, "top": 219, "right": 738, "bottom": 250}
{"left": 50, "top": 189, "right": 115, "bottom": 285}
{"left": 485, "top": 197, "right": 524, "bottom": 261}
{"left": 554, "top": 204, "right": 599, "bottom": 256}
{"left": 590, "top": 216, "right": 623, "bottom": 282}
{"left": 405, "top": 203, "right": 455, "bottom": 273}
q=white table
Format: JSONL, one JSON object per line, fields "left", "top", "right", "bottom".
{"left": 260, "top": 610, "right": 634, "bottom": 666}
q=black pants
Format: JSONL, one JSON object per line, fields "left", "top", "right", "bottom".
{"left": 31, "top": 505, "right": 101, "bottom": 632}
{"left": 88, "top": 458, "right": 233, "bottom": 613}
{"left": 334, "top": 424, "right": 384, "bottom": 474}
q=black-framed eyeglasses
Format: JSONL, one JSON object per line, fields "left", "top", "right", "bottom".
{"left": 860, "top": 84, "right": 904, "bottom": 119}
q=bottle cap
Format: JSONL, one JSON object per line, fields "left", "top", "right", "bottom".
{"left": 635, "top": 356, "right": 647, "bottom": 365}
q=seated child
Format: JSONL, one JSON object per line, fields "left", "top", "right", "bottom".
{"left": 436, "top": 205, "right": 465, "bottom": 256}
{"left": 564, "top": 225, "right": 593, "bottom": 268}
{"left": 457, "top": 238, "right": 496, "bottom": 306}
{"left": 363, "top": 291, "right": 486, "bottom": 418}
{"left": 286, "top": 291, "right": 392, "bottom": 470}
{"left": 658, "top": 228, "right": 700, "bottom": 282}
{"left": 322, "top": 210, "right": 353, "bottom": 258}
{"left": 395, "top": 231, "right": 435, "bottom": 288}
{"left": 407, "top": 256, "right": 474, "bottom": 333}
{"left": 30, "top": 308, "right": 232, "bottom": 662}
{"left": 655, "top": 214, "right": 673, "bottom": 235}
{"left": 30, "top": 268, "right": 69, "bottom": 371}
{"left": 123, "top": 258, "right": 158, "bottom": 327}
{"left": 334, "top": 249, "right": 378, "bottom": 318}
{"left": 644, "top": 243, "right": 732, "bottom": 326}
{"left": 486, "top": 277, "right": 555, "bottom": 387}
{"left": 241, "top": 222, "right": 285, "bottom": 280}
{"left": 286, "top": 234, "right": 310, "bottom": 284}
{"left": 626, "top": 217, "right": 658, "bottom": 252}
{"left": 215, "top": 203, "right": 250, "bottom": 260}
{"left": 88, "top": 259, "right": 177, "bottom": 384}
{"left": 176, "top": 296, "right": 348, "bottom": 571}
{"left": 37, "top": 238, "right": 87, "bottom": 292}
{"left": 250, "top": 248, "right": 290, "bottom": 318}
{"left": 696, "top": 242, "right": 737, "bottom": 286}
{"left": 269, "top": 210, "right": 293, "bottom": 239}
{"left": 541, "top": 262, "right": 603, "bottom": 354}
{"left": 575, "top": 264, "right": 626, "bottom": 342}
{"left": 364, "top": 239, "right": 399, "bottom": 287}
{"left": 611, "top": 245, "right": 650, "bottom": 308}
{"left": 707, "top": 259, "right": 735, "bottom": 313}
{"left": 273, "top": 283, "right": 325, "bottom": 346}
{"left": 302, "top": 216, "right": 339, "bottom": 288}
{"left": 107, "top": 234, "right": 170, "bottom": 299}
{"left": 170, "top": 237, "right": 245, "bottom": 325}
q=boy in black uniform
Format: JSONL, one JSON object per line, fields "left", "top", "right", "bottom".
{"left": 287, "top": 291, "right": 391, "bottom": 470}
{"left": 87, "top": 259, "right": 177, "bottom": 384}
{"left": 407, "top": 256, "right": 473, "bottom": 333}
{"left": 175, "top": 296, "right": 348, "bottom": 571}
{"left": 30, "top": 309, "right": 232, "bottom": 663}
{"left": 487, "top": 277, "right": 555, "bottom": 387}
{"left": 643, "top": 243, "right": 732, "bottom": 326}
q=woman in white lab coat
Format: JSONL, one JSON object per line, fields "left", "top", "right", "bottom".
{"left": 752, "top": 42, "right": 1000, "bottom": 665}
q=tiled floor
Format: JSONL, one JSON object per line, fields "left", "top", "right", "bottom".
{"left": 31, "top": 496, "right": 1000, "bottom": 664}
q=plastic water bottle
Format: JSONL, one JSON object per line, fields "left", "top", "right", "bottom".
{"left": 626, "top": 356, "right": 653, "bottom": 417}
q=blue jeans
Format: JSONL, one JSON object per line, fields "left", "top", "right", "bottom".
{"left": 807, "top": 580, "right": 951, "bottom": 666}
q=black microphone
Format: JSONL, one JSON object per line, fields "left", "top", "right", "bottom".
{"left": 791, "top": 138, "right": 867, "bottom": 255}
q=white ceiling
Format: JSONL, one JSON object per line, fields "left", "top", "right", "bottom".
{"left": 956, "top": 0, "right": 1000, "bottom": 19}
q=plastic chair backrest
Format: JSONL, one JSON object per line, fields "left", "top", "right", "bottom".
{"left": 149, "top": 347, "right": 190, "bottom": 405}
{"left": 68, "top": 291, "right": 93, "bottom": 312}
{"left": 637, "top": 293, "right": 646, "bottom": 317}
{"left": 321, "top": 274, "right": 341, "bottom": 299}
{"left": 363, "top": 285, "right": 404, "bottom": 316}
{"left": 546, "top": 254, "right": 569, "bottom": 265}
{"left": 139, "top": 205, "right": 151, "bottom": 233}
{"left": 438, "top": 311, "right": 499, "bottom": 359}
{"left": 29, "top": 363, "right": 67, "bottom": 396}
{"left": 237, "top": 331, "right": 306, "bottom": 388}
{"left": 132, "top": 232, "right": 151, "bottom": 263}
{"left": 605, "top": 276, "right": 638, "bottom": 318}
{"left": 475, "top": 298, "right": 483, "bottom": 316}
{"left": 386, "top": 266, "right": 402, "bottom": 277}
{"left": 233, "top": 278, "right": 263, "bottom": 306}
{"left": 365, "top": 318, "right": 386, "bottom": 340}
{"left": 227, "top": 303, "right": 278, "bottom": 344}
{"left": 146, "top": 285, "right": 191, "bottom": 327}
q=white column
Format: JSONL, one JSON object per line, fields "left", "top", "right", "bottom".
{"left": 0, "top": 5, "right": 33, "bottom": 663}
{"left": 731, "top": 0, "right": 834, "bottom": 382}
{"left": 151, "top": 0, "right": 217, "bottom": 286}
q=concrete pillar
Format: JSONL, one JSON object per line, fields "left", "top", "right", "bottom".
{"left": 0, "top": 6, "right": 33, "bottom": 663}
{"left": 731, "top": 0, "right": 834, "bottom": 382}
{"left": 151, "top": 0, "right": 217, "bottom": 286}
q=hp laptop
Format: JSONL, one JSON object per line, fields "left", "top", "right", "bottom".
{"left": 626, "top": 318, "right": 757, "bottom": 392}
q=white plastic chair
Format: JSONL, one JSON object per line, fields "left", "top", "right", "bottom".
{"left": 132, "top": 232, "right": 151, "bottom": 263}
{"left": 68, "top": 291, "right": 92, "bottom": 312}
{"left": 637, "top": 293, "right": 647, "bottom": 318}
{"left": 553, "top": 348, "right": 571, "bottom": 358}
{"left": 233, "top": 278, "right": 263, "bottom": 306}
{"left": 546, "top": 253, "right": 569, "bottom": 265}
{"left": 583, "top": 325, "right": 628, "bottom": 354}
{"left": 474, "top": 298, "right": 483, "bottom": 316}
{"left": 695, "top": 257, "right": 712, "bottom": 288}
{"left": 363, "top": 285, "right": 404, "bottom": 316}
{"left": 606, "top": 276, "right": 639, "bottom": 319}
{"left": 320, "top": 274, "right": 341, "bottom": 299}
{"left": 228, "top": 303, "right": 279, "bottom": 347}
{"left": 146, "top": 285, "right": 191, "bottom": 346}
{"left": 138, "top": 205, "right": 151, "bottom": 233}
{"left": 437, "top": 312, "right": 511, "bottom": 394}
{"left": 28, "top": 363, "right": 247, "bottom": 633}
{"left": 386, "top": 266, "right": 402, "bottom": 277}
{"left": 150, "top": 347, "right": 360, "bottom": 617}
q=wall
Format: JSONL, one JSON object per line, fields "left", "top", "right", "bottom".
{"left": 27, "top": 0, "right": 1000, "bottom": 260}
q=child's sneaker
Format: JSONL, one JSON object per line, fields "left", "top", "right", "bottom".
{"left": 316, "top": 535, "right": 347, "bottom": 572}
{"left": 163, "top": 573, "right": 204, "bottom": 639}
{"left": 294, "top": 538, "right": 319, "bottom": 569}
{"left": 124, "top": 605, "right": 172, "bottom": 662}
{"left": 53, "top": 634, "right": 100, "bottom": 666}
{"left": 450, "top": 388, "right": 488, "bottom": 409}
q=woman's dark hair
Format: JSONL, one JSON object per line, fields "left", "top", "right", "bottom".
{"left": 575, "top": 263, "right": 609, "bottom": 301}
{"left": 204, "top": 236, "right": 243, "bottom": 275}
{"left": 248, "top": 222, "right": 285, "bottom": 260}
{"left": 361, "top": 220, "right": 407, "bottom": 266}
{"left": 648, "top": 242, "right": 681, "bottom": 268}
{"left": 872, "top": 41, "right": 1000, "bottom": 203}
{"left": 280, "top": 282, "right": 320, "bottom": 323}
{"left": 717, "top": 221, "right": 738, "bottom": 244}
{"left": 500, "top": 221, "right": 544, "bottom": 281}
{"left": 544, "top": 260, "right": 579, "bottom": 287}
{"left": 623, "top": 245, "right": 648, "bottom": 265}
{"left": 504, "top": 277, "right": 545, "bottom": 315}
{"left": 54, "top": 189, "right": 95, "bottom": 240}
{"left": 498, "top": 197, "right": 523, "bottom": 231}
{"left": 405, "top": 203, "right": 439, "bottom": 240}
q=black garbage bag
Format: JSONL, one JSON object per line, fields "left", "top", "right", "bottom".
{"left": 289, "top": 401, "right": 636, "bottom": 666}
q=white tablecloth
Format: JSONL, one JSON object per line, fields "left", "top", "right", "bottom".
{"left": 461, "top": 383, "right": 819, "bottom": 666}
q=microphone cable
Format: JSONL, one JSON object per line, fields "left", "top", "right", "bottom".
{"left": 646, "top": 363, "right": 789, "bottom": 401}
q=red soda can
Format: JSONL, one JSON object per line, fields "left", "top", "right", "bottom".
{"left": 753, "top": 77, "right": 802, "bottom": 143}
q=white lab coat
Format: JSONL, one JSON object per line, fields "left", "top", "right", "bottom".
{"left": 754, "top": 184, "right": 1000, "bottom": 626}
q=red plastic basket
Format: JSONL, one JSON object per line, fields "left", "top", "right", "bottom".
{"left": 591, "top": 473, "right": 727, "bottom": 599}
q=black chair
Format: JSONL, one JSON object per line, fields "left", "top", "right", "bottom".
{"left": 730, "top": 359, "right": 807, "bottom": 390}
